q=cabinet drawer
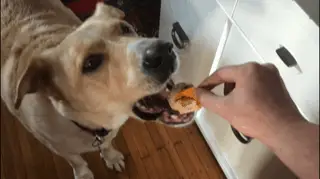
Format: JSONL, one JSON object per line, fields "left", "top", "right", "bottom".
{"left": 231, "top": 0, "right": 319, "bottom": 123}
{"left": 159, "top": 0, "right": 237, "bottom": 42}
{"left": 232, "top": 0, "right": 318, "bottom": 69}
{"left": 159, "top": 0, "right": 237, "bottom": 85}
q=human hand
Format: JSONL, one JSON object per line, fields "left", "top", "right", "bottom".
{"left": 196, "top": 62, "right": 304, "bottom": 140}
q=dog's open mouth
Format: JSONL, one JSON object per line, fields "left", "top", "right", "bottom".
{"left": 132, "top": 80, "right": 195, "bottom": 126}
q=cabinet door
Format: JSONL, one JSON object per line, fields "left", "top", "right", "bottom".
{"left": 231, "top": 0, "right": 319, "bottom": 123}
{"left": 204, "top": 26, "right": 299, "bottom": 179}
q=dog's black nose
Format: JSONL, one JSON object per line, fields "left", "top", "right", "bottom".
{"left": 143, "top": 42, "right": 174, "bottom": 69}
{"left": 142, "top": 40, "right": 177, "bottom": 83}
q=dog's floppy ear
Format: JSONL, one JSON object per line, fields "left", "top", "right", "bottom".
{"left": 93, "top": 2, "right": 125, "bottom": 19}
{"left": 14, "top": 58, "right": 52, "bottom": 109}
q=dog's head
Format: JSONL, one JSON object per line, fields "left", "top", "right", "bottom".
{"left": 12, "top": 3, "right": 194, "bottom": 129}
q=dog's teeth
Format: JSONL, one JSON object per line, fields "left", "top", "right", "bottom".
{"left": 136, "top": 102, "right": 141, "bottom": 107}
{"left": 166, "top": 88, "right": 170, "bottom": 92}
{"left": 171, "top": 115, "right": 178, "bottom": 119}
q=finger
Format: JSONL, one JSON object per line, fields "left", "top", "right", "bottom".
{"left": 198, "top": 65, "right": 242, "bottom": 90}
{"left": 263, "top": 63, "right": 287, "bottom": 90}
{"left": 195, "top": 88, "right": 225, "bottom": 112}
{"left": 263, "top": 63, "right": 278, "bottom": 71}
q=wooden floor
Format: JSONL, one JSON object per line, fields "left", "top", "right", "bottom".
{"left": 1, "top": 102, "right": 225, "bottom": 179}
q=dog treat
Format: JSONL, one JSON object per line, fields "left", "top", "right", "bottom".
{"left": 169, "top": 87, "right": 201, "bottom": 114}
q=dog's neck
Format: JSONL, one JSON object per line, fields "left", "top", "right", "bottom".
{"left": 72, "top": 120, "right": 111, "bottom": 138}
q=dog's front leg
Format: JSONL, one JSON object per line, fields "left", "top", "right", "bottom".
{"left": 64, "top": 154, "right": 94, "bottom": 179}
{"left": 100, "top": 128, "right": 125, "bottom": 172}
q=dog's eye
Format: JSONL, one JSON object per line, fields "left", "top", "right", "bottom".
{"left": 82, "top": 54, "right": 104, "bottom": 74}
{"left": 120, "top": 23, "right": 133, "bottom": 35}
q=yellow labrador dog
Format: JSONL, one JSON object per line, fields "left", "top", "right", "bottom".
{"left": 1, "top": 0, "right": 195, "bottom": 178}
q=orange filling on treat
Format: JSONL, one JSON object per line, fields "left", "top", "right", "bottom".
{"left": 173, "top": 87, "right": 201, "bottom": 113}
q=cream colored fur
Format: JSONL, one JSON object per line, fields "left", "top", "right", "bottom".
{"left": 1, "top": 0, "right": 177, "bottom": 178}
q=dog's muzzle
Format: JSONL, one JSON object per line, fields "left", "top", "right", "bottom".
{"left": 129, "top": 39, "right": 178, "bottom": 84}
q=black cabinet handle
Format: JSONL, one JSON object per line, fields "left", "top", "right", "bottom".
{"left": 231, "top": 126, "right": 253, "bottom": 144}
{"left": 171, "top": 22, "right": 190, "bottom": 49}
{"left": 276, "top": 45, "right": 302, "bottom": 73}
{"left": 276, "top": 46, "right": 298, "bottom": 67}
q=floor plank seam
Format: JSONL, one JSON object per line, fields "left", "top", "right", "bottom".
{"left": 144, "top": 123, "right": 166, "bottom": 151}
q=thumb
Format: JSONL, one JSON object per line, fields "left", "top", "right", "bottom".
{"left": 195, "top": 88, "right": 224, "bottom": 112}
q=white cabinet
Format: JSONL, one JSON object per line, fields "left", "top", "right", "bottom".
{"left": 159, "top": 0, "right": 319, "bottom": 178}
{"left": 159, "top": 0, "right": 237, "bottom": 85}
{"left": 230, "top": 0, "right": 319, "bottom": 123}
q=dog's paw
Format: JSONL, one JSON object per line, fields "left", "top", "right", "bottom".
{"left": 103, "top": 148, "right": 125, "bottom": 172}
{"left": 73, "top": 166, "right": 94, "bottom": 179}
